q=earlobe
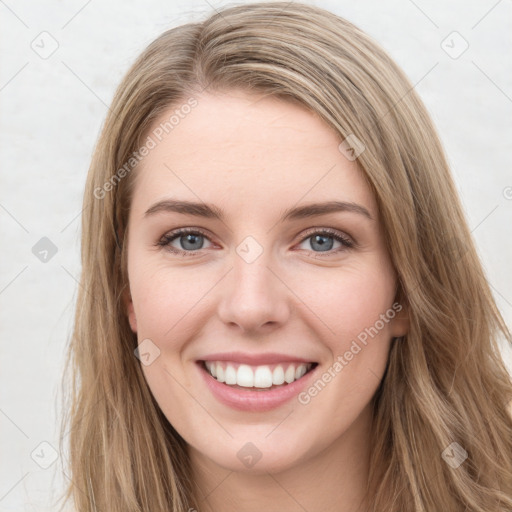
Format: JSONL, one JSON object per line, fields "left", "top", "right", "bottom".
{"left": 391, "top": 304, "right": 409, "bottom": 338}
{"left": 127, "top": 301, "right": 137, "bottom": 333}
{"left": 123, "top": 288, "right": 137, "bottom": 333}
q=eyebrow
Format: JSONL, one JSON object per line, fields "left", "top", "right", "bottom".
{"left": 144, "top": 199, "right": 373, "bottom": 222}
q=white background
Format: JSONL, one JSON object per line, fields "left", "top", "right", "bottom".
{"left": 1, "top": 0, "right": 511, "bottom": 510}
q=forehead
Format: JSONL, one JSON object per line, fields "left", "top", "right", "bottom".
{"left": 129, "top": 90, "right": 377, "bottom": 222}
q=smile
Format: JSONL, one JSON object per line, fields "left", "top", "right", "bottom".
{"left": 196, "top": 358, "right": 319, "bottom": 412}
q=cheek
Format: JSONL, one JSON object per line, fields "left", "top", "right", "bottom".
{"left": 129, "top": 259, "right": 211, "bottom": 340}
{"left": 300, "top": 264, "right": 397, "bottom": 396}
{"left": 302, "top": 263, "right": 397, "bottom": 341}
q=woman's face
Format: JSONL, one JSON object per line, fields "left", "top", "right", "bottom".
{"left": 124, "top": 90, "right": 408, "bottom": 474}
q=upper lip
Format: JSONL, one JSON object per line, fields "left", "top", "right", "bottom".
{"left": 198, "top": 352, "right": 317, "bottom": 366}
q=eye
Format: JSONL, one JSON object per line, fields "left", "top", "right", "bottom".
{"left": 157, "top": 228, "right": 214, "bottom": 256}
{"left": 296, "top": 228, "right": 354, "bottom": 256}
{"left": 157, "top": 227, "right": 355, "bottom": 257}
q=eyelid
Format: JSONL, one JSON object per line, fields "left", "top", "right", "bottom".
{"left": 298, "top": 226, "right": 355, "bottom": 245}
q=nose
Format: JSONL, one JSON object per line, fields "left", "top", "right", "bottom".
{"left": 216, "top": 249, "right": 291, "bottom": 334}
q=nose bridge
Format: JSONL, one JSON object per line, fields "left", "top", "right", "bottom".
{"left": 216, "top": 235, "right": 290, "bottom": 332}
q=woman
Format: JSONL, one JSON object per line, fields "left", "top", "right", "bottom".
{"left": 60, "top": 2, "right": 512, "bottom": 511}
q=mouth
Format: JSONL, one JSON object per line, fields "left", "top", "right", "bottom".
{"left": 198, "top": 360, "right": 319, "bottom": 391}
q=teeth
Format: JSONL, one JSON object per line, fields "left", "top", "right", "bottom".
{"left": 225, "top": 364, "right": 237, "bottom": 385}
{"left": 254, "top": 366, "right": 273, "bottom": 388}
{"left": 284, "top": 365, "right": 296, "bottom": 383}
{"left": 205, "top": 361, "right": 216, "bottom": 377}
{"left": 237, "top": 364, "right": 254, "bottom": 387}
{"left": 272, "top": 365, "right": 285, "bottom": 385}
{"left": 204, "top": 361, "right": 314, "bottom": 389}
{"left": 295, "top": 365, "right": 307, "bottom": 380}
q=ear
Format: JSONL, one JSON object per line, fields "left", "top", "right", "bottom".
{"left": 122, "top": 286, "right": 137, "bottom": 333}
{"left": 390, "top": 302, "right": 409, "bottom": 338}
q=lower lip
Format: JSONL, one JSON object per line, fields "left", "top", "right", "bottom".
{"left": 196, "top": 362, "right": 318, "bottom": 412}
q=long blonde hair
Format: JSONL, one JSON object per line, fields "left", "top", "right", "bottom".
{"left": 59, "top": 2, "right": 512, "bottom": 511}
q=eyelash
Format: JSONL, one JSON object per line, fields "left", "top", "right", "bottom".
{"left": 156, "top": 227, "right": 355, "bottom": 258}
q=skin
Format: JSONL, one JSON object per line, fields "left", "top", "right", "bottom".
{"left": 124, "top": 90, "right": 409, "bottom": 512}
